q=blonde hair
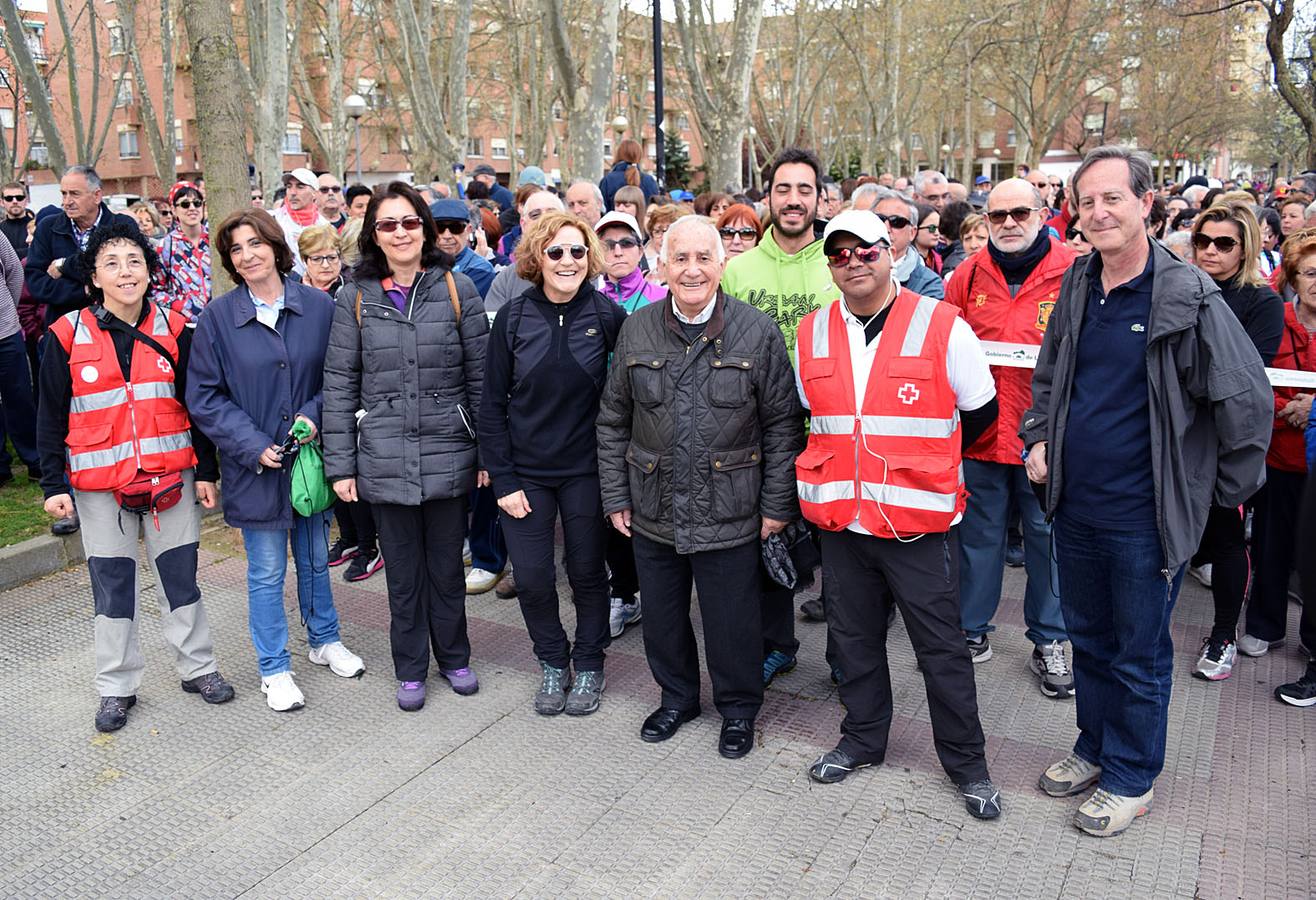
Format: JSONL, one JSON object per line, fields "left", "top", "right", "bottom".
{"left": 514, "top": 211, "right": 605, "bottom": 284}
{"left": 645, "top": 202, "right": 694, "bottom": 236}
{"left": 1277, "top": 230, "right": 1316, "bottom": 296}
{"left": 338, "top": 218, "right": 363, "bottom": 267}
{"left": 1192, "top": 200, "right": 1263, "bottom": 287}
{"left": 959, "top": 213, "right": 985, "bottom": 240}
{"left": 297, "top": 223, "right": 340, "bottom": 259}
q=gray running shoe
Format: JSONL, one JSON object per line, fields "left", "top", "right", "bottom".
{"left": 564, "top": 670, "right": 605, "bottom": 716}
{"left": 1029, "top": 641, "right": 1075, "bottom": 698}
{"left": 535, "top": 661, "right": 571, "bottom": 716}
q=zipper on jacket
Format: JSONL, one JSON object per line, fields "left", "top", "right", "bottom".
{"left": 559, "top": 313, "right": 564, "bottom": 327}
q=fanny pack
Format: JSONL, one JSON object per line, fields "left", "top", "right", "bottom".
{"left": 115, "top": 470, "right": 184, "bottom": 528}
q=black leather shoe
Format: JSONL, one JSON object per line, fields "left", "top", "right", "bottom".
{"left": 95, "top": 695, "right": 136, "bottom": 732}
{"left": 52, "top": 512, "right": 80, "bottom": 536}
{"left": 718, "top": 717, "right": 755, "bottom": 759}
{"left": 182, "top": 671, "right": 236, "bottom": 704}
{"left": 799, "top": 597, "right": 825, "bottom": 622}
{"left": 640, "top": 705, "right": 700, "bottom": 743}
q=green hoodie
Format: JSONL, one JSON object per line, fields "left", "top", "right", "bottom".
{"left": 720, "top": 225, "right": 840, "bottom": 354}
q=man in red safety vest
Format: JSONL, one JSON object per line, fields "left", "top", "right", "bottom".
{"left": 794, "top": 209, "right": 1004, "bottom": 820}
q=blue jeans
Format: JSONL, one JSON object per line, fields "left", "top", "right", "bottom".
{"left": 242, "top": 510, "right": 342, "bottom": 677}
{"left": 959, "top": 459, "right": 1065, "bottom": 645}
{"left": 1054, "top": 514, "right": 1183, "bottom": 796}
{"left": 0, "top": 330, "right": 38, "bottom": 475}
{"left": 467, "top": 485, "right": 507, "bottom": 573}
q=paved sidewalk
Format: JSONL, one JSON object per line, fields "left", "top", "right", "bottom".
{"left": 1, "top": 528, "right": 1312, "bottom": 898}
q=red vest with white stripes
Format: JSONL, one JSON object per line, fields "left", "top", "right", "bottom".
{"left": 795, "top": 290, "right": 966, "bottom": 537}
{"left": 50, "top": 304, "right": 196, "bottom": 492}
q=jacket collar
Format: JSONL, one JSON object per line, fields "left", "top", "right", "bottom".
{"left": 226, "top": 277, "right": 304, "bottom": 327}
{"left": 57, "top": 202, "right": 113, "bottom": 236}
{"left": 663, "top": 290, "right": 726, "bottom": 341}
{"left": 976, "top": 235, "right": 1074, "bottom": 290}
{"left": 1071, "top": 238, "right": 1208, "bottom": 342}
{"left": 756, "top": 225, "right": 824, "bottom": 264}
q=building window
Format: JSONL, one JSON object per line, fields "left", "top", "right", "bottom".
{"left": 676, "top": 113, "right": 689, "bottom": 131}
{"left": 28, "top": 142, "right": 47, "bottom": 166}
{"left": 977, "top": 130, "right": 995, "bottom": 149}
{"left": 491, "top": 138, "right": 508, "bottom": 159}
{"left": 281, "top": 127, "right": 302, "bottom": 155}
{"left": 1084, "top": 112, "right": 1105, "bottom": 133}
{"left": 114, "top": 76, "right": 133, "bottom": 108}
{"left": 466, "top": 137, "right": 483, "bottom": 158}
{"left": 356, "top": 78, "right": 384, "bottom": 110}
{"left": 108, "top": 22, "right": 126, "bottom": 56}
{"left": 0, "top": 109, "right": 13, "bottom": 130}
{"left": 24, "top": 27, "right": 45, "bottom": 64}
{"left": 174, "top": 119, "right": 184, "bottom": 152}
{"left": 1006, "top": 129, "right": 1017, "bottom": 147}
{"left": 0, "top": 68, "right": 9, "bottom": 90}
{"left": 118, "top": 128, "right": 139, "bottom": 159}
{"left": 646, "top": 142, "right": 656, "bottom": 159}
{"left": 910, "top": 134, "right": 924, "bottom": 150}
{"left": 601, "top": 139, "right": 612, "bottom": 158}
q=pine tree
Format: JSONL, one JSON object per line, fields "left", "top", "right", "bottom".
{"left": 663, "top": 126, "right": 692, "bottom": 190}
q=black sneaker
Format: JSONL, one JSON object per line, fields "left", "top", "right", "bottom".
{"left": 958, "top": 779, "right": 1002, "bottom": 819}
{"left": 799, "top": 597, "right": 825, "bottom": 622}
{"left": 1005, "top": 543, "right": 1025, "bottom": 568}
{"left": 809, "top": 749, "right": 872, "bottom": 784}
{"left": 181, "top": 671, "right": 236, "bottom": 704}
{"left": 1275, "top": 668, "right": 1316, "bottom": 707}
{"left": 344, "top": 548, "right": 384, "bottom": 582}
{"left": 327, "top": 539, "right": 359, "bottom": 567}
{"left": 95, "top": 695, "right": 136, "bottom": 732}
{"left": 966, "top": 634, "right": 992, "bottom": 664}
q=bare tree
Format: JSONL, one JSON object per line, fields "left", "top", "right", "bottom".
{"left": 0, "top": 2, "right": 66, "bottom": 172}
{"left": 289, "top": 0, "right": 355, "bottom": 180}
{"left": 545, "top": 0, "right": 621, "bottom": 183}
{"left": 242, "top": 0, "right": 291, "bottom": 192}
{"left": 751, "top": 0, "right": 842, "bottom": 166}
{"left": 179, "top": 0, "right": 253, "bottom": 294}
{"left": 671, "top": 0, "right": 763, "bottom": 191}
{"left": 119, "top": 0, "right": 179, "bottom": 184}
{"left": 50, "top": 0, "right": 128, "bottom": 165}
{"left": 1258, "top": 0, "right": 1316, "bottom": 169}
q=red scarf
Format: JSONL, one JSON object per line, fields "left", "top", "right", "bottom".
{"left": 286, "top": 202, "right": 319, "bottom": 227}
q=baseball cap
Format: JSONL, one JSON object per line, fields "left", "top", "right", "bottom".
{"left": 594, "top": 210, "right": 642, "bottom": 241}
{"left": 429, "top": 198, "right": 470, "bottom": 223}
{"left": 974, "top": 175, "right": 990, "bottom": 186}
{"left": 472, "top": 164, "right": 497, "bottom": 177}
{"left": 518, "top": 166, "right": 547, "bottom": 187}
{"left": 822, "top": 209, "right": 891, "bottom": 254}
{"left": 283, "top": 167, "right": 318, "bottom": 188}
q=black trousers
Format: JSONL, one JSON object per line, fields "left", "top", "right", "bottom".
{"left": 1196, "top": 503, "right": 1250, "bottom": 640}
{"left": 632, "top": 533, "right": 763, "bottom": 719}
{"left": 821, "top": 527, "right": 989, "bottom": 785}
{"left": 762, "top": 577, "right": 800, "bottom": 657}
{"left": 1247, "top": 468, "right": 1305, "bottom": 643}
{"left": 334, "top": 498, "right": 378, "bottom": 552}
{"left": 500, "top": 474, "right": 610, "bottom": 671}
{"left": 605, "top": 522, "right": 640, "bottom": 602}
{"left": 373, "top": 497, "right": 471, "bottom": 680}
{"left": 1295, "top": 470, "right": 1316, "bottom": 661}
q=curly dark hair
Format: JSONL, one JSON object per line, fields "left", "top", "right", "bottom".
{"left": 353, "top": 180, "right": 454, "bottom": 282}
{"left": 213, "top": 208, "right": 295, "bottom": 284}
{"left": 765, "top": 147, "right": 824, "bottom": 193}
{"left": 76, "top": 220, "right": 160, "bottom": 305}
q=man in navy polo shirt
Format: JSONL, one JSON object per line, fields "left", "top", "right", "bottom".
{"left": 1020, "top": 146, "right": 1270, "bottom": 837}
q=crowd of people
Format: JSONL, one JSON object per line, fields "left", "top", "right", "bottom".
{"left": 2, "top": 138, "right": 1314, "bottom": 836}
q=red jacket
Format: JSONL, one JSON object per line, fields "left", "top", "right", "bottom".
{"left": 795, "top": 291, "right": 966, "bottom": 537}
{"left": 1266, "top": 302, "right": 1316, "bottom": 472}
{"left": 946, "top": 237, "right": 1075, "bottom": 464}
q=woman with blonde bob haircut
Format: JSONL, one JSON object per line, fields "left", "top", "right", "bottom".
{"left": 480, "top": 210, "right": 628, "bottom": 717}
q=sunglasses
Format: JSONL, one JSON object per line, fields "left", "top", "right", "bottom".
{"left": 375, "top": 215, "right": 424, "bottom": 233}
{"left": 1191, "top": 233, "right": 1240, "bottom": 252}
{"left": 306, "top": 254, "right": 340, "bottom": 266}
{"left": 719, "top": 226, "right": 757, "bottom": 239}
{"left": 545, "top": 244, "right": 587, "bottom": 261}
{"left": 434, "top": 221, "right": 468, "bottom": 236}
{"left": 174, "top": 200, "right": 203, "bottom": 210}
{"left": 1067, "top": 230, "right": 1086, "bottom": 242}
{"left": 876, "top": 213, "right": 911, "bottom": 230}
{"left": 318, "top": 185, "right": 342, "bottom": 194}
{"left": 2, "top": 194, "right": 24, "bottom": 202}
{"left": 986, "top": 206, "right": 1039, "bottom": 225}
{"left": 826, "top": 245, "right": 885, "bottom": 267}
{"left": 251, "top": 194, "right": 263, "bottom": 201}
{"left": 602, "top": 237, "right": 640, "bottom": 251}
{"left": 917, "top": 223, "right": 939, "bottom": 234}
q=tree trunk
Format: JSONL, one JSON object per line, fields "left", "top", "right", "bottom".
{"left": 386, "top": 0, "right": 471, "bottom": 183}
{"left": 0, "top": 1, "right": 67, "bottom": 172}
{"left": 180, "top": 0, "right": 252, "bottom": 295}
{"left": 246, "top": 0, "right": 291, "bottom": 192}
{"left": 290, "top": 0, "right": 347, "bottom": 180}
{"left": 121, "top": 0, "right": 178, "bottom": 185}
{"left": 546, "top": 0, "right": 620, "bottom": 183}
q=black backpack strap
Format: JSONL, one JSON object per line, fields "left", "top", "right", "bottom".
{"left": 93, "top": 305, "right": 177, "bottom": 368}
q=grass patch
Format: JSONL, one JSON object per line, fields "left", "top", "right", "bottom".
{"left": 0, "top": 469, "right": 50, "bottom": 547}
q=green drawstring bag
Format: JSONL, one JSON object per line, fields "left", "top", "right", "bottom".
{"left": 289, "top": 420, "right": 335, "bottom": 516}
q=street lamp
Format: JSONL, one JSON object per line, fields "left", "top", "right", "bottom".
{"left": 940, "top": 143, "right": 951, "bottom": 172}
{"left": 611, "top": 115, "right": 628, "bottom": 150}
{"left": 344, "top": 93, "right": 367, "bottom": 184}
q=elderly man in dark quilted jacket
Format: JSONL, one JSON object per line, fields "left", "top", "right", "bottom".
{"left": 597, "top": 215, "right": 804, "bottom": 760}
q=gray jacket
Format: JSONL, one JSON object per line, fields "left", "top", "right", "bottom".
{"left": 596, "top": 292, "right": 804, "bottom": 554}
{"left": 1019, "top": 239, "right": 1271, "bottom": 574}
{"left": 322, "top": 268, "right": 488, "bottom": 506}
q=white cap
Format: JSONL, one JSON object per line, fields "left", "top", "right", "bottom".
{"left": 594, "top": 210, "right": 642, "bottom": 241}
{"left": 822, "top": 209, "right": 891, "bottom": 253}
{"left": 283, "top": 167, "right": 318, "bottom": 188}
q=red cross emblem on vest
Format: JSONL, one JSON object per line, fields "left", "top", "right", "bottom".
{"left": 898, "top": 382, "right": 920, "bottom": 405}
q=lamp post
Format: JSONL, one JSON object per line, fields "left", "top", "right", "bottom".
{"left": 343, "top": 93, "right": 367, "bottom": 184}
{"left": 940, "top": 143, "right": 951, "bottom": 173}
{"left": 652, "top": 0, "right": 665, "bottom": 190}
{"left": 611, "top": 114, "right": 629, "bottom": 154}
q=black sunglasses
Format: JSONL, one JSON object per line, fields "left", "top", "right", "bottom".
{"left": 986, "top": 206, "right": 1039, "bottom": 225}
{"left": 2, "top": 194, "right": 25, "bottom": 202}
{"left": 876, "top": 213, "right": 911, "bottom": 230}
{"left": 719, "top": 226, "right": 757, "bottom": 239}
{"left": 602, "top": 237, "right": 640, "bottom": 251}
{"left": 826, "top": 245, "right": 885, "bottom": 267}
{"left": 318, "top": 185, "right": 342, "bottom": 194}
{"left": 545, "top": 244, "right": 587, "bottom": 261}
{"left": 434, "top": 220, "right": 468, "bottom": 236}
{"left": 174, "top": 200, "right": 203, "bottom": 210}
{"left": 374, "top": 215, "right": 423, "bottom": 233}
{"left": 1191, "top": 233, "right": 1240, "bottom": 252}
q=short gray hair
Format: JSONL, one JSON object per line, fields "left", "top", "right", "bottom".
{"left": 569, "top": 179, "right": 604, "bottom": 208}
{"left": 1071, "top": 145, "right": 1153, "bottom": 203}
{"left": 661, "top": 214, "right": 725, "bottom": 265}
{"left": 1305, "top": 200, "right": 1316, "bottom": 220}
{"left": 850, "top": 183, "right": 882, "bottom": 209}
{"left": 912, "top": 170, "right": 947, "bottom": 195}
{"left": 1182, "top": 185, "right": 1208, "bottom": 206}
{"left": 63, "top": 165, "right": 101, "bottom": 191}
{"left": 873, "top": 186, "right": 917, "bottom": 221}
{"left": 1162, "top": 229, "right": 1192, "bottom": 258}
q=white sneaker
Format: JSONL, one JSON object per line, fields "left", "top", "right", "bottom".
{"left": 261, "top": 671, "right": 305, "bottom": 712}
{"left": 1188, "top": 564, "right": 1213, "bottom": 589}
{"left": 1038, "top": 753, "right": 1101, "bottom": 797}
{"left": 465, "top": 567, "right": 503, "bottom": 594}
{"left": 608, "top": 596, "right": 642, "bottom": 638}
{"left": 1074, "top": 786, "right": 1153, "bottom": 837}
{"left": 308, "top": 641, "right": 366, "bottom": 678}
{"left": 462, "top": 539, "right": 472, "bottom": 567}
{"left": 1237, "top": 633, "right": 1283, "bottom": 657}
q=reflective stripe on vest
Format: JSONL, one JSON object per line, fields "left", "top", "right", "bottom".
{"left": 811, "top": 413, "right": 958, "bottom": 439}
{"left": 69, "top": 380, "right": 176, "bottom": 414}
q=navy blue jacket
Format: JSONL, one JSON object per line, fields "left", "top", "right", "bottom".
{"left": 186, "top": 279, "right": 335, "bottom": 530}
{"left": 489, "top": 182, "right": 515, "bottom": 213}
{"left": 451, "top": 246, "right": 495, "bottom": 298}
{"left": 600, "top": 162, "right": 660, "bottom": 211}
{"left": 26, "top": 204, "right": 139, "bottom": 321}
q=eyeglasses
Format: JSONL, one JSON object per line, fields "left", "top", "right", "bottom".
{"left": 1049, "top": 181, "right": 1063, "bottom": 189}
{"left": 97, "top": 257, "right": 147, "bottom": 274}
{"left": 985, "top": 206, "right": 1040, "bottom": 225}
{"left": 1067, "top": 231, "right": 1086, "bottom": 242}
{"left": 318, "top": 185, "right": 342, "bottom": 194}
{"left": 174, "top": 200, "right": 203, "bottom": 210}
{"left": 545, "top": 244, "right": 587, "bottom": 261}
{"left": 826, "top": 245, "right": 885, "bottom": 267}
{"left": 876, "top": 213, "right": 911, "bottom": 230}
{"left": 719, "top": 226, "right": 757, "bottom": 240}
{"left": 1296, "top": 269, "right": 1316, "bottom": 282}
{"left": 917, "top": 224, "right": 940, "bottom": 234}
{"left": 433, "top": 221, "right": 468, "bottom": 236}
{"left": 1191, "top": 233, "right": 1240, "bottom": 252}
{"left": 374, "top": 215, "right": 424, "bottom": 233}
{"left": 307, "top": 254, "right": 341, "bottom": 266}
{"left": 602, "top": 237, "right": 640, "bottom": 251}
{"left": 2, "top": 194, "right": 24, "bottom": 202}
{"left": 251, "top": 193, "right": 264, "bottom": 200}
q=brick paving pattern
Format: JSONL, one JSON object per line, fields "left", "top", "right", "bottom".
{"left": 1, "top": 527, "right": 1312, "bottom": 898}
